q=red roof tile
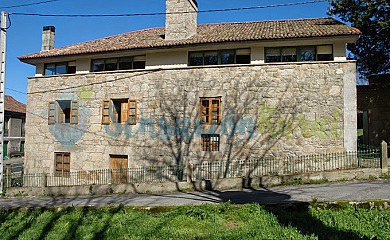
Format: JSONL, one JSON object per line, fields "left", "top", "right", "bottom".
{"left": 5, "top": 96, "right": 26, "bottom": 114}
{"left": 18, "top": 18, "right": 360, "bottom": 61}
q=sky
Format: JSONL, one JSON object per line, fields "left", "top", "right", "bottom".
{"left": 0, "top": 0, "right": 332, "bottom": 104}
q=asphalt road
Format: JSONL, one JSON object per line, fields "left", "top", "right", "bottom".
{"left": 0, "top": 180, "right": 389, "bottom": 209}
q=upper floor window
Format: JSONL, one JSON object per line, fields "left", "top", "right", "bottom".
{"left": 102, "top": 99, "right": 137, "bottom": 125}
{"left": 91, "top": 56, "right": 146, "bottom": 72}
{"left": 48, "top": 100, "right": 79, "bottom": 125}
{"left": 265, "top": 45, "right": 333, "bottom": 63}
{"left": 200, "top": 97, "right": 221, "bottom": 125}
{"left": 44, "top": 62, "right": 76, "bottom": 75}
{"left": 189, "top": 49, "right": 250, "bottom": 66}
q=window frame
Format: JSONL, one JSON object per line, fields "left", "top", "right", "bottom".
{"left": 48, "top": 100, "right": 79, "bottom": 125}
{"left": 189, "top": 49, "right": 251, "bottom": 66}
{"left": 200, "top": 97, "right": 221, "bottom": 125}
{"left": 44, "top": 62, "right": 75, "bottom": 76}
{"left": 101, "top": 99, "right": 138, "bottom": 125}
{"left": 265, "top": 45, "right": 333, "bottom": 63}
{"left": 201, "top": 134, "right": 220, "bottom": 152}
{"left": 91, "top": 56, "right": 146, "bottom": 72}
{"left": 55, "top": 152, "right": 71, "bottom": 176}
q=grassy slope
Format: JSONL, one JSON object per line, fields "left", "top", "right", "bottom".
{"left": 0, "top": 203, "right": 389, "bottom": 240}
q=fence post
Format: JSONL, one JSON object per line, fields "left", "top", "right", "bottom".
{"left": 381, "top": 141, "right": 388, "bottom": 174}
{"left": 186, "top": 162, "right": 192, "bottom": 183}
{"left": 5, "top": 164, "right": 11, "bottom": 188}
{"left": 41, "top": 173, "right": 47, "bottom": 187}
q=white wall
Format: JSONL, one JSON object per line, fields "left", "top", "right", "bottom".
{"left": 146, "top": 50, "right": 188, "bottom": 69}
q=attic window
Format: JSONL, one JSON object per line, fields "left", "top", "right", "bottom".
{"left": 91, "top": 56, "right": 146, "bottom": 72}
{"left": 189, "top": 49, "right": 250, "bottom": 66}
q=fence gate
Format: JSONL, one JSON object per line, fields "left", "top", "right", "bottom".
{"left": 110, "top": 155, "right": 128, "bottom": 184}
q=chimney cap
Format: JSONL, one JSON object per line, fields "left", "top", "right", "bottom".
{"left": 43, "top": 26, "right": 55, "bottom": 32}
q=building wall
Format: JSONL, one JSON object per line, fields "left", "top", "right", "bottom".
{"left": 24, "top": 61, "right": 357, "bottom": 174}
{"left": 33, "top": 40, "right": 348, "bottom": 76}
{"left": 358, "top": 89, "right": 390, "bottom": 146}
{"left": 4, "top": 112, "right": 25, "bottom": 158}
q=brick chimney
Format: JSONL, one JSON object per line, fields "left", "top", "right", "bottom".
{"left": 165, "top": 0, "right": 198, "bottom": 40}
{"left": 41, "top": 26, "right": 55, "bottom": 52}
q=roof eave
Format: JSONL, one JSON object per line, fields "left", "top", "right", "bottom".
{"left": 19, "top": 33, "right": 361, "bottom": 65}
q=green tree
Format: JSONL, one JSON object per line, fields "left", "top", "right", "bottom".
{"left": 328, "top": 0, "right": 389, "bottom": 79}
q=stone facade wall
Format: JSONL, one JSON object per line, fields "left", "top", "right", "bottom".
{"left": 165, "top": 0, "right": 198, "bottom": 40}
{"left": 24, "top": 62, "right": 356, "bottom": 174}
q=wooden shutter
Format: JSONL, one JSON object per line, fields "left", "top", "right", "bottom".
{"left": 128, "top": 99, "right": 137, "bottom": 125}
{"left": 102, "top": 100, "right": 111, "bottom": 124}
{"left": 211, "top": 98, "right": 221, "bottom": 125}
{"left": 48, "top": 101, "right": 56, "bottom": 124}
{"left": 210, "top": 135, "right": 220, "bottom": 151}
{"left": 55, "top": 153, "right": 70, "bottom": 175}
{"left": 121, "top": 101, "right": 128, "bottom": 123}
{"left": 200, "top": 99, "right": 210, "bottom": 124}
{"left": 70, "top": 101, "right": 78, "bottom": 124}
{"left": 200, "top": 97, "right": 221, "bottom": 125}
{"left": 201, "top": 135, "right": 210, "bottom": 151}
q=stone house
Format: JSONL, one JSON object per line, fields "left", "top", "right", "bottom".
{"left": 18, "top": 0, "right": 360, "bottom": 174}
{"left": 3, "top": 95, "right": 26, "bottom": 159}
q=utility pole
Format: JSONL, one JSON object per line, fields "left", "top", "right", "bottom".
{"left": 0, "top": 11, "right": 7, "bottom": 194}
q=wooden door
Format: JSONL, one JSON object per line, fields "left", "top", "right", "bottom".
{"left": 110, "top": 155, "right": 128, "bottom": 184}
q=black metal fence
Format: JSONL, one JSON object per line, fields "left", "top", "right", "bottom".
{"left": 2, "top": 150, "right": 382, "bottom": 188}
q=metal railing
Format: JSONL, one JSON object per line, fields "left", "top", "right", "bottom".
{"left": 2, "top": 151, "right": 382, "bottom": 188}
{"left": 191, "top": 151, "right": 381, "bottom": 180}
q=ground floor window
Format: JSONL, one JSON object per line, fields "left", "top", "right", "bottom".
{"left": 201, "top": 134, "right": 220, "bottom": 151}
{"left": 55, "top": 152, "right": 70, "bottom": 175}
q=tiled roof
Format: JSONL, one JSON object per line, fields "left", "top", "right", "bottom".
{"left": 18, "top": 18, "right": 360, "bottom": 61}
{"left": 5, "top": 95, "right": 26, "bottom": 114}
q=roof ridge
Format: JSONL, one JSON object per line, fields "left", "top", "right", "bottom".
{"left": 197, "top": 17, "right": 335, "bottom": 27}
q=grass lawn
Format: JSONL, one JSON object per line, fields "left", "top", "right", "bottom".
{"left": 0, "top": 203, "right": 389, "bottom": 240}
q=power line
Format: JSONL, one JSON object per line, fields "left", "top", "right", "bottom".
{"left": 11, "top": 0, "right": 327, "bottom": 18}
{"left": 6, "top": 87, "right": 26, "bottom": 95}
{"left": 0, "top": 0, "right": 62, "bottom": 10}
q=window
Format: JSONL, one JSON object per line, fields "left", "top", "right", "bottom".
{"left": 48, "top": 100, "right": 79, "bottom": 124}
{"left": 265, "top": 45, "right": 333, "bottom": 63}
{"left": 44, "top": 62, "right": 76, "bottom": 75}
{"left": 189, "top": 49, "right": 250, "bottom": 66}
{"left": 201, "top": 134, "right": 220, "bottom": 151}
{"left": 200, "top": 97, "right": 221, "bottom": 125}
{"left": 55, "top": 152, "right": 70, "bottom": 175}
{"left": 91, "top": 56, "right": 146, "bottom": 72}
{"left": 102, "top": 99, "right": 137, "bottom": 124}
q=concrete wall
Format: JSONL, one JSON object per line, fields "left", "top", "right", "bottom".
{"left": 25, "top": 61, "right": 357, "bottom": 174}
{"left": 146, "top": 50, "right": 188, "bottom": 69}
